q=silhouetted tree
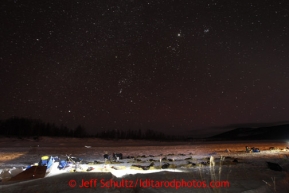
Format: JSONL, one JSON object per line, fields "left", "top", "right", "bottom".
{"left": 74, "top": 125, "right": 86, "bottom": 138}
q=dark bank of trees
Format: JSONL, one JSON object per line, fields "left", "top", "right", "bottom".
{"left": 94, "top": 128, "right": 177, "bottom": 141}
{"left": 0, "top": 117, "right": 86, "bottom": 138}
{"left": 0, "top": 117, "right": 180, "bottom": 141}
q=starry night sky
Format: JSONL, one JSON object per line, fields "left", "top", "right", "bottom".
{"left": 1, "top": 0, "right": 289, "bottom": 137}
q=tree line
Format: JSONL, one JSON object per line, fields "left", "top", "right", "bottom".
{"left": 94, "top": 128, "right": 177, "bottom": 140}
{"left": 0, "top": 117, "right": 181, "bottom": 140}
{"left": 0, "top": 117, "right": 86, "bottom": 138}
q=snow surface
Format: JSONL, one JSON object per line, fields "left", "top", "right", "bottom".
{"left": 1, "top": 137, "right": 289, "bottom": 192}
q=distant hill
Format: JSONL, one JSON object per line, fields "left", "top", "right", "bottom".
{"left": 209, "top": 124, "right": 289, "bottom": 140}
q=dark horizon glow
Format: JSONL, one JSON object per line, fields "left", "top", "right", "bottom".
{"left": 1, "top": 1, "right": 289, "bottom": 137}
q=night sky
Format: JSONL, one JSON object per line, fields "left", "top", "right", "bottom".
{"left": 1, "top": 0, "right": 289, "bottom": 137}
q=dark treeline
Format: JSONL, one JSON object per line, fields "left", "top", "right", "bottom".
{"left": 0, "top": 117, "right": 181, "bottom": 140}
{"left": 0, "top": 117, "right": 86, "bottom": 138}
{"left": 95, "top": 128, "right": 178, "bottom": 141}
